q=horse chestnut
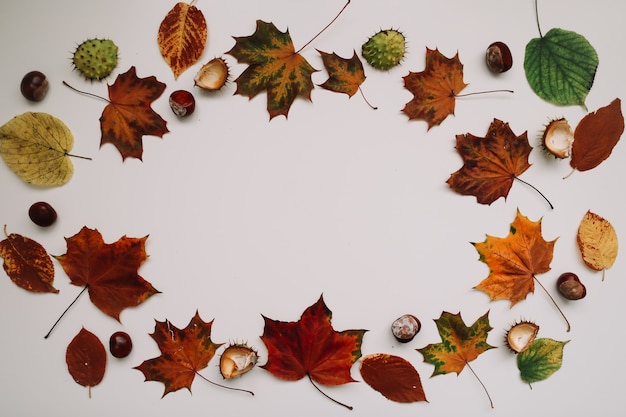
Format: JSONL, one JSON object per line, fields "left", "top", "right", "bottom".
{"left": 557, "top": 272, "right": 586, "bottom": 300}
{"left": 21, "top": 71, "right": 49, "bottom": 101}
{"left": 28, "top": 202, "right": 57, "bottom": 227}
{"left": 486, "top": 42, "right": 513, "bottom": 73}
{"left": 169, "top": 90, "right": 195, "bottom": 117}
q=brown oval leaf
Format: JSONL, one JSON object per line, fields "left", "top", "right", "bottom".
{"left": 360, "top": 353, "right": 427, "bottom": 403}
{"left": 66, "top": 328, "right": 106, "bottom": 394}
{"left": 0, "top": 226, "right": 57, "bottom": 293}
{"left": 158, "top": 2, "right": 207, "bottom": 79}
{"left": 577, "top": 210, "right": 618, "bottom": 279}
{"left": 571, "top": 98, "right": 624, "bottom": 172}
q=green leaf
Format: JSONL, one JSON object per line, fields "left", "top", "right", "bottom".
{"left": 524, "top": 28, "right": 598, "bottom": 108}
{"left": 517, "top": 338, "right": 569, "bottom": 384}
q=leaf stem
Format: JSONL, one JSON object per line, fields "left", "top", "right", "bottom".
{"left": 534, "top": 0, "right": 543, "bottom": 38}
{"left": 534, "top": 276, "right": 571, "bottom": 332}
{"left": 62, "top": 81, "right": 110, "bottom": 103}
{"left": 455, "top": 89, "right": 514, "bottom": 98}
{"left": 358, "top": 86, "right": 377, "bottom": 110}
{"left": 295, "top": 0, "right": 350, "bottom": 54}
{"left": 65, "top": 152, "right": 92, "bottom": 160}
{"left": 307, "top": 374, "right": 353, "bottom": 410}
{"left": 513, "top": 176, "right": 553, "bottom": 209}
{"left": 195, "top": 371, "right": 254, "bottom": 396}
{"left": 465, "top": 361, "right": 494, "bottom": 409}
{"left": 44, "top": 285, "right": 89, "bottom": 339}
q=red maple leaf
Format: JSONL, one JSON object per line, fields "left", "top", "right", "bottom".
{"left": 100, "top": 66, "right": 169, "bottom": 160}
{"left": 55, "top": 226, "right": 159, "bottom": 321}
{"left": 260, "top": 294, "right": 366, "bottom": 408}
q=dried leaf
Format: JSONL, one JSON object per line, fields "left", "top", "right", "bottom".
{"left": 402, "top": 48, "right": 467, "bottom": 129}
{"left": 570, "top": 98, "right": 624, "bottom": 173}
{"left": 473, "top": 209, "right": 557, "bottom": 306}
{"left": 227, "top": 20, "right": 317, "bottom": 119}
{"left": 135, "top": 311, "right": 223, "bottom": 397}
{"left": 66, "top": 328, "right": 106, "bottom": 395}
{"left": 158, "top": 2, "right": 207, "bottom": 79}
{"left": 55, "top": 226, "right": 159, "bottom": 321}
{"left": 100, "top": 66, "right": 169, "bottom": 160}
{"left": 0, "top": 226, "right": 57, "bottom": 293}
{"left": 0, "top": 112, "right": 75, "bottom": 186}
{"left": 360, "top": 353, "right": 427, "bottom": 403}
{"left": 317, "top": 49, "right": 365, "bottom": 97}
{"left": 447, "top": 119, "right": 532, "bottom": 205}
{"left": 577, "top": 210, "right": 618, "bottom": 279}
{"left": 517, "top": 338, "right": 568, "bottom": 384}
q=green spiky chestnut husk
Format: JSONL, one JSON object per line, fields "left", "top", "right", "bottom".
{"left": 361, "top": 29, "right": 406, "bottom": 71}
{"left": 72, "top": 38, "right": 118, "bottom": 80}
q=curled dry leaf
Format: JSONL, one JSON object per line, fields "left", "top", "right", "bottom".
{"left": 158, "top": 2, "right": 207, "bottom": 79}
{"left": 360, "top": 353, "right": 427, "bottom": 403}
{"left": 66, "top": 328, "right": 107, "bottom": 397}
{"left": 577, "top": 210, "right": 618, "bottom": 280}
{"left": 0, "top": 112, "right": 75, "bottom": 186}
{"left": 0, "top": 225, "right": 58, "bottom": 293}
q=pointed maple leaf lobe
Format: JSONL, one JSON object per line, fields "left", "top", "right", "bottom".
{"left": 402, "top": 48, "right": 467, "bottom": 129}
{"left": 261, "top": 294, "right": 366, "bottom": 386}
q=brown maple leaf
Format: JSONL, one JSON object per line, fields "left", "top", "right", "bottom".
{"left": 317, "top": 49, "right": 365, "bottom": 97}
{"left": 402, "top": 48, "right": 467, "bottom": 129}
{"left": 55, "top": 226, "right": 159, "bottom": 321}
{"left": 66, "top": 327, "right": 106, "bottom": 398}
{"left": 100, "top": 66, "right": 169, "bottom": 160}
{"left": 227, "top": 20, "right": 317, "bottom": 119}
{"left": 135, "top": 311, "right": 223, "bottom": 397}
{"left": 0, "top": 225, "right": 58, "bottom": 293}
{"left": 158, "top": 2, "right": 207, "bottom": 79}
{"left": 261, "top": 294, "right": 366, "bottom": 408}
{"left": 447, "top": 119, "right": 532, "bottom": 205}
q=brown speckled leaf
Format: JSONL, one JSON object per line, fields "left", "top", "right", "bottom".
{"left": 577, "top": 210, "right": 618, "bottom": 279}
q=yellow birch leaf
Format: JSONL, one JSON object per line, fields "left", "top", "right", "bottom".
{"left": 577, "top": 210, "right": 618, "bottom": 280}
{"left": 0, "top": 112, "right": 76, "bottom": 186}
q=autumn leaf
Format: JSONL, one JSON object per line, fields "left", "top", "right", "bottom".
{"left": 158, "top": 2, "right": 207, "bottom": 79}
{"left": 577, "top": 211, "right": 618, "bottom": 280}
{"left": 447, "top": 119, "right": 533, "bottom": 205}
{"left": 227, "top": 20, "right": 317, "bottom": 119}
{"left": 525, "top": 28, "right": 598, "bottom": 108}
{"left": 260, "top": 294, "right": 366, "bottom": 409}
{"left": 417, "top": 311, "right": 495, "bottom": 408}
{"left": 0, "top": 112, "right": 80, "bottom": 186}
{"left": 0, "top": 225, "right": 57, "bottom": 293}
{"left": 66, "top": 327, "right": 106, "bottom": 397}
{"left": 359, "top": 353, "right": 427, "bottom": 403}
{"left": 54, "top": 226, "right": 159, "bottom": 321}
{"left": 402, "top": 48, "right": 467, "bottom": 129}
{"left": 517, "top": 338, "right": 568, "bottom": 384}
{"left": 568, "top": 98, "right": 624, "bottom": 175}
{"left": 317, "top": 49, "right": 365, "bottom": 97}
{"left": 100, "top": 66, "right": 169, "bottom": 160}
{"left": 134, "top": 311, "right": 223, "bottom": 397}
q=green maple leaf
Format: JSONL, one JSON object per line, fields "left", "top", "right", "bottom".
{"left": 227, "top": 20, "right": 317, "bottom": 119}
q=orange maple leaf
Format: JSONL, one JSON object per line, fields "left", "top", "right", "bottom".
{"left": 100, "top": 66, "right": 169, "bottom": 160}
{"left": 473, "top": 209, "right": 557, "bottom": 307}
{"left": 447, "top": 119, "right": 532, "bottom": 205}
{"left": 227, "top": 20, "right": 317, "bottom": 119}
{"left": 55, "top": 226, "right": 159, "bottom": 321}
{"left": 317, "top": 49, "right": 365, "bottom": 97}
{"left": 135, "top": 311, "right": 223, "bottom": 397}
{"left": 402, "top": 48, "right": 467, "bottom": 129}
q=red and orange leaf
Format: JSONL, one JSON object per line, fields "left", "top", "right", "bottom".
{"left": 360, "top": 353, "right": 427, "bottom": 403}
{"left": 100, "top": 66, "right": 169, "bottom": 160}
{"left": 134, "top": 311, "right": 223, "bottom": 397}
{"left": 417, "top": 311, "right": 494, "bottom": 376}
{"left": 227, "top": 20, "right": 317, "bottom": 119}
{"left": 66, "top": 327, "right": 106, "bottom": 394}
{"left": 473, "top": 209, "right": 557, "bottom": 306}
{"left": 317, "top": 49, "right": 365, "bottom": 97}
{"left": 0, "top": 226, "right": 57, "bottom": 293}
{"left": 570, "top": 98, "right": 624, "bottom": 173}
{"left": 260, "top": 294, "right": 366, "bottom": 386}
{"left": 402, "top": 48, "right": 467, "bottom": 129}
{"left": 158, "top": 2, "right": 207, "bottom": 79}
{"left": 55, "top": 226, "right": 159, "bottom": 321}
{"left": 447, "top": 119, "right": 532, "bottom": 205}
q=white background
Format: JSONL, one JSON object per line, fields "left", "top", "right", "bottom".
{"left": 1, "top": 1, "right": 624, "bottom": 416}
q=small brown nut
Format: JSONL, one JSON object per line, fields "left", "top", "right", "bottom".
{"left": 486, "top": 41, "right": 513, "bottom": 73}
{"left": 391, "top": 314, "right": 421, "bottom": 343}
{"left": 557, "top": 272, "right": 586, "bottom": 300}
